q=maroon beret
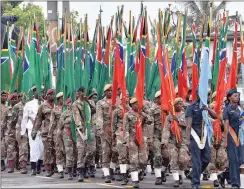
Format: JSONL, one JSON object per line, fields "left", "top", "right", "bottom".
{"left": 8, "top": 93, "right": 17, "bottom": 100}
{"left": 46, "top": 89, "right": 55, "bottom": 96}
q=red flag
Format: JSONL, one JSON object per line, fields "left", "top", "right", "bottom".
{"left": 213, "top": 119, "right": 222, "bottom": 143}
{"left": 178, "top": 49, "right": 188, "bottom": 99}
{"left": 104, "top": 17, "right": 114, "bottom": 66}
{"left": 135, "top": 117, "right": 143, "bottom": 147}
{"left": 226, "top": 19, "right": 238, "bottom": 90}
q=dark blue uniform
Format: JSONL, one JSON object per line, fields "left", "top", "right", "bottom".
{"left": 185, "top": 101, "right": 211, "bottom": 188}
{"left": 223, "top": 104, "right": 241, "bottom": 187}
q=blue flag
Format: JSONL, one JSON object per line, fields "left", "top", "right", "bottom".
{"left": 239, "top": 111, "right": 244, "bottom": 145}
{"left": 198, "top": 47, "right": 213, "bottom": 146}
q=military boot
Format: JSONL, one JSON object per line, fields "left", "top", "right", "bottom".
{"left": 104, "top": 175, "right": 112, "bottom": 183}
{"left": 20, "top": 161, "right": 27, "bottom": 174}
{"left": 110, "top": 168, "right": 115, "bottom": 181}
{"left": 202, "top": 173, "right": 209, "bottom": 181}
{"left": 155, "top": 177, "right": 162, "bottom": 185}
{"left": 31, "top": 162, "right": 36, "bottom": 176}
{"left": 214, "top": 179, "right": 220, "bottom": 187}
{"left": 132, "top": 181, "right": 139, "bottom": 188}
{"left": 179, "top": 175, "right": 183, "bottom": 185}
{"left": 1, "top": 160, "right": 5, "bottom": 171}
{"left": 161, "top": 171, "right": 166, "bottom": 182}
{"left": 174, "top": 180, "right": 180, "bottom": 187}
{"left": 89, "top": 166, "right": 96, "bottom": 178}
{"left": 7, "top": 160, "right": 15, "bottom": 173}
{"left": 59, "top": 171, "right": 64, "bottom": 179}
{"left": 67, "top": 167, "right": 73, "bottom": 180}
{"left": 78, "top": 168, "right": 84, "bottom": 182}
{"left": 138, "top": 170, "right": 144, "bottom": 181}
{"left": 121, "top": 173, "right": 128, "bottom": 185}
{"left": 45, "top": 164, "right": 52, "bottom": 177}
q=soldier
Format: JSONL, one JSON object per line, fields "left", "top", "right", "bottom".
{"left": 13, "top": 92, "right": 28, "bottom": 174}
{"left": 151, "top": 91, "right": 170, "bottom": 185}
{"left": 31, "top": 88, "right": 55, "bottom": 177}
{"left": 5, "top": 93, "right": 18, "bottom": 173}
{"left": 1, "top": 91, "right": 8, "bottom": 171}
{"left": 72, "top": 86, "right": 96, "bottom": 182}
{"left": 21, "top": 86, "right": 44, "bottom": 175}
{"left": 96, "top": 84, "right": 118, "bottom": 183}
{"left": 124, "top": 97, "right": 149, "bottom": 188}
{"left": 223, "top": 88, "right": 242, "bottom": 188}
{"left": 162, "top": 97, "right": 190, "bottom": 187}
{"left": 58, "top": 97, "right": 75, "bottom": 180}
{"left": 112, "top": 92, "right": 130, "bottom": 185}
{"left": 48, "top": 92, "right": 64, "bottom": 178}
{"left": 185, "top": 88, "right": 217, "bottom": 189}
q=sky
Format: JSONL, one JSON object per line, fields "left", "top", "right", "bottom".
{"left": 24, "top": 1, "right": 244, "bottom": 34}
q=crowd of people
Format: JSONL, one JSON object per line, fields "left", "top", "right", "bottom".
{"left": 1, "top": 84, "right": 243, "bottom": 189}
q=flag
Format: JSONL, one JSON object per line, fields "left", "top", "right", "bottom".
{"left": 240, "top": 17, "right": 244, "bottom": 87}
{"left": 178, "top": 48, "right": 188, "bottom": 99}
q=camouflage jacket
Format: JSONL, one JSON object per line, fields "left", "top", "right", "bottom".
{"left": 5, "top": 105, "right": 14, "bottom": 137}
{"left": 96, "top": 97, "right": 112, "bottom": 137}
{"left": 151, "top": 103, "right": 163, "bottom": 139}
{"left": 32, "top": 101, "right": 54, "bottom": 138}
{"left": 89, "top": 100, "right": 96, "bottom": 134}
{"left": 72, "top": 99, "right": 86, "bottom": 133}
{"left": 161, "top": 111, "right": 188, "bottom": 145}
{"left": 11, "top": 101, "right": 24, "bottom": 136}
{"left": 142, "top": 100, "right": 153, "bottom": 138}
{"left": 48, "top": 105, "right": 63, "bottom": 139}
{"left": 1, "top": 103, "right": 8, "bottom": 138}
{"left": 57, "top": 108, "right": 73, "bottom": 139}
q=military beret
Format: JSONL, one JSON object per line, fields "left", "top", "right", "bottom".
{"left": 154, "top": 90, "right": 161, "bottom": 98}
{"left": 46, "top": 89, "right": 55, "bottom": 96}
{"left": 174, "top": 97, "right": 183, "bottom": 105}
{"left": 1, "top": 91, "right": 7, "bottom": 95}
{"left": 212, "top": 91, "right": 217, "bottom": 99}
{"left": 65, "top": 97, "right": 72, "bottom": 105}
{"left": 104, "top": 84, "right": 112, "bottom": 92}
{"left": 89, "top": 89, "right": 98, "bottom": 99}
{"left": 56, "top": 92, "right": 63, "bottom": 98}
{"left": 130, "top": 97, "right": 137, "bottom": 104}
{"left": 77, "top": 86, "right": 85, "bottom": 93}
{"left": 31, "top": 86, "right": 37, "bottom": 91}
{"left": 8, "top": 93, "right": 17, "bottom": 100}
{"left": 226, "top": 88, "right": 238, "bottom": 98}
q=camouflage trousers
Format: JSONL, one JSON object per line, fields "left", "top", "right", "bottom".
{"left": 169, "top": 143, "right": 190, "bottom": 170}
{"left": 206, "top": 145, "right": 228, "bottom": 173}
{"left": 55, "top": 134, "right": 65, "bottom": 166}
{"left": 153, "top": 137, "right": 171, "bottom": 168}
{"left": 101, "top": 135, "right": 119, "bottom": 168}
{"left": 42, "top": 136, "right": 53, "bottom": 167}
{"left": 17, "top": 134, "right": 29, "bottom": 163}
{"left": 116, "top": 135, "right": 129, "bottom": 164}
{"left": 128, "top": 136, "right": 148, "bottom": 172}
{"left": 1, "top": 137, "right": 7, "bottom": 160}
{"left": 6, "top": 136, "right": 18, "bottom": 161}
{"left": 63, "top": 128, "right": 76, "bottom": 168}
{"left": 95, "top": 136, "right": 102, "bottom": 163}
{"left": 76, "top": 132, "right": 96, "bottom": 168}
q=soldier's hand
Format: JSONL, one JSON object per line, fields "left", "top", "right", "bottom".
{"left": 202, "top": 105, "right": 208, "bottom": 111}
{"left": 172, "top": 115, "right": 179, "bottom": 122}
{"left": 31, "top": 132, "right": 37, "bottom": 140}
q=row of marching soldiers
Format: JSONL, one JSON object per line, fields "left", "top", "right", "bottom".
{"left": 1, "top": 83, "right": 242, "bottom": 189}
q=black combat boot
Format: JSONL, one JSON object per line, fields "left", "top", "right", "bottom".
{"left": 161, "top": 171, "right": 166, "bottom": 182}
{"left": 179, "top": 175, "right": 183, "bottom": 185}
{"left": 132, "top": 181, "right": 139, "bottom": 188}
{"left": 104, "top": 175, "right": 112, "bottom": 183}
{"left": 155, "top": 177, "right": 162, "bottom": 185}
{"left": 121, "top": 173, "right": 128, "bottom": 185}
{"left": 138, "top": 170, "right": 144, "bottom": 181}
{"left": 89, "top": 166, "right": 96, "bottom": 178}
{"left": 36, "top": 160, "right": 43, "bottom": 174}
{"left": 202, "top": 173, "right": 209, "bottom": 181}
{"left": 78, "top": 168, "right": 84, "bottom": 182}
{"left": 174, "top": 180, "right": 180, "bottom": 187}
{"left": 1, "top": 160, "right": 5, "bottom": 171}
{"left": 45, "top": 164, "right": 52, "bottom": 177}
{"left": 67, "top": 167, "right": 73, "bottom": 180}
{"left": 31, "top": 162, "right": 36, "bottom": 176}
{"left": 59, "top": 171, "right": 64, "bottom": 179}
{"left": 214, "top": 179, "right": 220, "bottom": 187}
{"left": 110, "top": 168, "right": 115, "bottom": 181}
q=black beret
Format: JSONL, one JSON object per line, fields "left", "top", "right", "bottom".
{"left": 226, "top": 88, "right": 239, "bottom": 98}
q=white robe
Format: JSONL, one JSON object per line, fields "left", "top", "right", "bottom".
{"left": 21, "top": 99, "right": 44, "bottom": 162}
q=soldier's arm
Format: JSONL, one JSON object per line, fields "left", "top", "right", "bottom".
{"left": 21, "top": 104, "right": 29, "bottom": 136}
{"left": 11, "top": 105, "right": 19, "bottom": 126}
{"left": 185, "top": 106, "right": 193, "bottom": 144}
{"left": 96, "top": 101, "right": 103, "bottom": 135}
{"left": 124, "top": 113, "right": 129, "bottom": 144}
{"left": 178, "top": 113, "right": 187, "bottom": 127}
{"left": 161, "top": 115, "right": 171, "bottom": 145}
{"left": 72, "top": 103, "right": 84, "bottom": 133}
{"left": 32, "top": 105, "right": 43, "bottom": 135}
{"left": 48, "top": 110, "right": 56, "bottom": 138}
{"left": 111, "top": 109, "right": 118, "bottom": 137}
{"left": 17, "top": 107, "right": 24, "bottom": 128}
{"left": 1, "top": 108, "right": 7, "bottom": 137}
{"left": 57, "top": 112, "right": 65, "bottom": 137}
{"left": 88, "top": 100, "right": 96, "bottom": 114}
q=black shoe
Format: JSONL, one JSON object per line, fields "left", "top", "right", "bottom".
{"left": 110, "top": 168, "right": 115, "bottom": 181}
{"left": 214, "top": 179, "right": 219, "bottom": 187}
{"left": 78, "top": 168, "right": 84, "bottom": 182}
{"left": 59, "top": 171, "right": 64, "bottom": 179}
{"left": 64, "top": 167, "right": 68, "bottom": 174}
{"left": 21, "top": 168, "right": 28, "bottom": 174}
{"left": 155, "top": 177, "right": 162, "bottom": 185}
{"left": 186, "top": 170, "right": 192, "bottom": 180}
{"left": 138, "top": 171, "right": 144, "bottom": 181}
{"left": 116, "top": 173, "right": 123, "bottom": 181}
{"left": 104, "top": 175, "right": 111, "bottom": 183}
{"left": 67, "top": 167, "right": 73, "bottom": 180}
{"left": 179, "top": 175, "right": 183, "bottom": 185}
{"left": 151, "top": 169, "right": 155, "bottom": 175}
{"left": 132, "top": 181, "right": 139, "bottom": 188}
{"left": 96, "top": 162, "right": 102, "bottom": 169}
{"left": 203, "top": 173, "right": 209, "bottom": 181}
{"left": 174, "top": 180, "right": 179, "bottom": 187}
{"left": 161, "top": 171, "right": 166, "bottom": 182}
{"left": 121, "top": 173, "right": 128, "bottom": 185}
{"left": 89, "top": 166, "right": 96, "bottom": 178}
{"left": 218, "top": 174, "right": 225, "bottom": 188}
{"left": 127, "top": 169, "right": 131, "bottom": 178}
{"left": 46, "top": 171, "right": 52, "bottom": 177}
{"left": 54, "top": 166, "right": 58, "bottom": 173}
{"left": 31, "top": 162, "right": 36, "bottom": 175}
{"left": 31, "top": 169, "right": 36, "bottom": 175}
{"left": 1, "top": 160, "right": 5, "bottom": 171}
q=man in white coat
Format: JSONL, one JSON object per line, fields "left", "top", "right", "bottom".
{"left": 21, "top": 86, "right": 44, "bottom": 175}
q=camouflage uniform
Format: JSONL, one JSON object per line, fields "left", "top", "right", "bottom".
{"left": 14, "top": 101, "right": 28, "bottom": 169}
{"left": 32, "top": 101, "right": 54, "bottom": 172}
{"left": 72, "top": 99, "right": 95, "bottom": 169}
{"left": 48, "top": 105, "right": 64, "bottom": 170}
{"left": 96, "top": 97, "right": 118, "bottom": 176}
{"left": 1, "top": 103, "right": 7, "bottom": 161}
{"left": 162, "top": 112, "right": 190, "bottom": 181}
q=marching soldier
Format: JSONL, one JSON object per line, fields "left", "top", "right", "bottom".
{"left": 5, "top": 93, "right": 18, "bottom": 173}
{"left": 185, "top": 88, "right": 217, "bottom": 189}
{"left": 112, "top": 92, "right": 130, "bottom": 185}
{"left": 151, "top": 91, "right": 170, "bottom": 185}
{"left": 124, "top": 97, "right": 149, "bottom": 188}
{"left": 1, "top": 91, "right": 8, "bottom": 171}
{"left": 162, "top": 97, "right": 190, "bottom": 187}
{"left": 31, "top": 88, "right": 55, "bottom": 177}
{"left": 58, "top": 97, "right": 75, "bottom": 180}
{"left": 48, "top": 92, "right": 64, "bottom": 178}
{"left": 96, "top": 84, "right": 118, "bottom": 183}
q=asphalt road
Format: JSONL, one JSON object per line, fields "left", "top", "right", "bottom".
{"left": 1, "top": 167, "right": 232, "bottom": 188}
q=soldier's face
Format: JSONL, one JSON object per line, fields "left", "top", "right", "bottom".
{"left": 92, "top": 95, "right": 98, "bottom": 102}
{"left": 18, "top": 96, "right": 23, "bottom": 103}
{"left": 230, "top": 93, "right": 240, "bottom": 103}
{"left": 47, "top": 93, "right": 55, "bottom": 101}
{"left": 131, "top": 102, "right": 139, "bottom": 111}
{"left": 175, "top": 101, "right": 183, "bottom": 112}
{"left": 58, "top": 97, "right": 63, "bottom": 105}
{"left": 10, "top": 96, "right": 18, "bottom": 106}
{"left": 106, "top": 88, "right": 112, "bottom": 99}
{"left": 155, "top": 96, "right": 161, "bottom": 105}
{"left": 1, "top": 94, "right": 7, "bottom": 103}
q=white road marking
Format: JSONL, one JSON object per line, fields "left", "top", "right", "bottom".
{"left": 98, "top": 183, "right": 123, "bottom": 188}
